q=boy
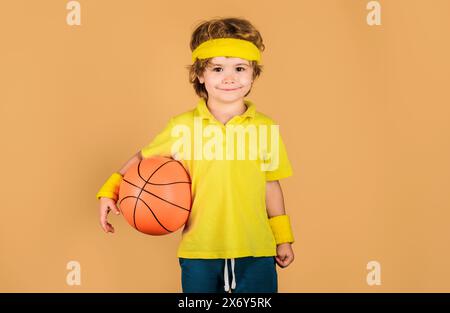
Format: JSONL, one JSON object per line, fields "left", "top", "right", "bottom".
{"left": 96, "top": 17, "right": 295, "bottom": 293}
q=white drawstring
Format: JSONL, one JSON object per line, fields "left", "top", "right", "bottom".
{"left": 224, "top": 258, "right": 236, "bottom": 292}
{"left": 224, "top": 260, "right": 229, "bottom": 291}
{"left": 231, "top": 259, "right": 236, "bottom": 289}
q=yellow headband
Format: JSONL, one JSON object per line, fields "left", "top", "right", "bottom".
{"left": 191, "top": 38, "right": 261, "bottom": 63}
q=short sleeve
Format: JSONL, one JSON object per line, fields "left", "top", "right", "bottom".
{"left": 140, "top": 118, "right": 176, "bottom": 159}
{"left": 265, "top": 132, "right": 293, "bottom": 181}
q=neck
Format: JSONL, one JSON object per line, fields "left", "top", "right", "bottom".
{"left": 206, "top": 98, "right": 247, "bottom": 124}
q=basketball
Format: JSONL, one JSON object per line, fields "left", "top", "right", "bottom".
{"left": 117, "top": 156, "right": 192, "bottom": 235}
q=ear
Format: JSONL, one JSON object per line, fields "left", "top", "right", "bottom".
{"left": 197, "top": 75, "right": 204, "bottom": 84}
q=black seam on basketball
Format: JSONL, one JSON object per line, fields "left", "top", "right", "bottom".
{"left": 119, "top": 196, "right": 173, "bottom": 233}
{"left": 137, "top": 159, "right": 175, "bottom": 184}
{"left": 141, "top": 181, "right": 191, "bottom": 186}
{"left": 122, "top": 178, "right": 191, "bottom": 211}
{"left": 137, "top": 197, "right": 174, "bottom": 233}
{"left": 123, "top": 178, "right": 191, "bottom": 186}
{"left": 173, "top": 159, "right": 192, "bottom": 183}
{"left": 117, "top": 196, "right": 140, "bottom": 229}
{"left": 123, "top": 158, "right": 191, "bottom": 232}
{"left": 133, "top": 160, "right": 167, "bottom": 229}
{"left": 137, "top": 158, "right": 191, "bottom": 185}
{"left": 137, "top": 159, "right": 186, "bottom": 231}
{"left": 148, "top": 159, "right": 177, "bottom": 182}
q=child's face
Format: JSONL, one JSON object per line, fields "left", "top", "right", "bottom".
{"left": 198, "top": 57, "right": 254, "bottom": 104}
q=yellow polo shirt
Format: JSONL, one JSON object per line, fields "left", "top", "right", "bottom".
{"left": 140, "top": 98, "right": 293, "bottom": 259}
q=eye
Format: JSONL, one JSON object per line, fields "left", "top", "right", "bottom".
{"left": 212, "top": 67, "right": 222, "bottom": 72}
{"left": 236, "top": 67, "right": 246, "bottom": 72}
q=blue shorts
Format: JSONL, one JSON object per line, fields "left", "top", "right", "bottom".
{"left": 179, "top": 256, "right": 278, "bottom": 293}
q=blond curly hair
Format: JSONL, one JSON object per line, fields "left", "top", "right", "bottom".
{"left": 186, "top": 17, "right": 265, "bottom": 100}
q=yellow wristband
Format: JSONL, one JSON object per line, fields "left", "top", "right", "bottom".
{"left": 95, "top": 172, "right": 123, "bottom": 201}
{"left": 269, "top": 214, "right": 295, "bottom": 245}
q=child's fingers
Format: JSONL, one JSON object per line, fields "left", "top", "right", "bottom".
{"left": 276, "top": 254, "right": 293, "bottom": 268}
{"left": 100, "top": 215, "right": 114, "bottom": 233}
{"left": 103, "top": 221, "right": 114, "bottom": 233}
{"left": 285, "top": 255, "right": 293, "bottom": 265}
{"left": 275, "top": 257, "right": 282, "bottom": 267}
{"left": 106, "top": 222, "right": 115, "bottom": 233}
{"left": 283, "top": 254, "right": 294, "bottom": 267}
{"left": 275, "top": 255, "right": 287, "bottom": 267}
{"left": 99, "top": 215, "right": 107, "bottom": 232}
{"left": 110, "top": 204, "right": 121, "bottom": 215}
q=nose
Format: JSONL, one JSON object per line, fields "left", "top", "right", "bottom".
{"left": 222, "top": 70, "right": 237, "bottom": 84}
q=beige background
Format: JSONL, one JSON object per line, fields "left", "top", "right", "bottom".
{"left": 1, "top": 0, "right": 449, "bottom": 292}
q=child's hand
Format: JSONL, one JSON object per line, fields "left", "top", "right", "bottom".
{"left": 275, "top": 243, "right": 294, "bottom": 268}
{"left": 99, "top": 197, "right": 120, "bottom": 233}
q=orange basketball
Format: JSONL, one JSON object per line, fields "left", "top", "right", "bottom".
{"left": 117, "top": 156, "right": 191, "bottom": 235}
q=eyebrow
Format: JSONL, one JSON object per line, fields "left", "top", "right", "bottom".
{"left": 209, "top": 63, "right": 250, "bottom": 67}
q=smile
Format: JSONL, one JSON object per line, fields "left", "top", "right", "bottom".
{"left": 219, "top": 87, "right": 242, "bottom": 91}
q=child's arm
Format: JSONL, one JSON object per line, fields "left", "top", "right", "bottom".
{"left": 97, "top": 151, "right": 143, "bottom": 233}
{"left": 97, "top": 115, "right": 174, "bottom": 233}
{"left": 266, "top": 180, "right": 286, "bottom": 218}
{"left": 117, "top": 151, "right": 143, "bottom": 175}
{"left": 266, "top": 180, "right": 295, "bottom": 268}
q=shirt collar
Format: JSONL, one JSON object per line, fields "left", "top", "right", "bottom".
{"left": 194, "top": 98, "right": 256, "bottom": 121}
